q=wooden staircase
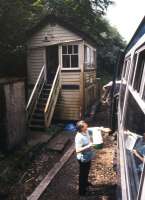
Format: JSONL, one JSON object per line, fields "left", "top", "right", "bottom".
{"left": 26, "top": 65, "right": 61, "bottom": 131}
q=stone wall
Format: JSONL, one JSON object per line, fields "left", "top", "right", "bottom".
{"left": 0, "top": 78, "right": 26, "bottom": 151}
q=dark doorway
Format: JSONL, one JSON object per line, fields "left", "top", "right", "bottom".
{"left": 46, "top": 45, "right": 58, "bottom": 84}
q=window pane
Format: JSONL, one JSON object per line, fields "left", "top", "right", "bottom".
{"left": 71, "top": 55, "right": 78, "bottom": 68}
{"left": 62, "top": 46, "right": 67, "bottom": 54}
{"left": 125, "top": 60, "right": 131, "bottom": 81}
{"left": 123, "top": 61, "right": 127, "bottom": 78}
{"left": 143, "top": 85, "right": 145, "bottom": 100}
{"left": 123, "top": 91, "right": 145, "bottom": 199}
{"left": 68, "top": 45, "right": 73, "bottom": 54}
{"left": 93, "top": 51, "right": 96, "bottom": 65}
{"left": 74, "top": 45, "right": 78, "bottom": 54}
{"left": 130, "top": 54, "right": 137, "bottom": 85}
{"left": 133, "top": 51, "right": 145, "bottom": 92}
{"left": 63, "top": 55, "right": 70, "bottom": 68}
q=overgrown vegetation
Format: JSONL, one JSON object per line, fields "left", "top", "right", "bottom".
{"left": 0, "top": 0, "right": 126, "bottom": 81}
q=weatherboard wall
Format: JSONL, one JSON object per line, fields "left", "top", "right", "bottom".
{"left": 27, "top": 22, "right": 97, "bottom": 121}
{"left": 27, "top": 24, "right": 81, "bottom": 48}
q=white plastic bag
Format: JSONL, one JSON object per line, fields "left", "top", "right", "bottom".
{"left": 88, "top": 127, "right": 103, "bottom": 149}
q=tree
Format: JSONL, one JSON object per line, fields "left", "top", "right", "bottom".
{"left": 0, "top": 0, "right": 125, "bottom": 79}
{"left": 0, "top": 0, "right": 43, "bottom": 76}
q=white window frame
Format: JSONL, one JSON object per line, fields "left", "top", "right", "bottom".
{"left": 129, "top": 53, "right": 138, "bottom": 86}
{"left": 132, "top": 47, "right": 145, "bottom": 100}
{"left": 84, "top": 45, "right": 96, "bottom": 69}
{"left": 61, "top": 44, "right": 79, "bottom": 70}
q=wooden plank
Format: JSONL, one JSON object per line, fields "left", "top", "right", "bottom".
{"left": 56, "top": 103, "right": 80, "bottom": 107}
{"left": 56, "top": 102, "right": 80, "bottom": 106}
{"left": 58, "top": 97, "right": 80, "bottom": 101}
{"left": 55, "top": 112, "right": 79, "bottom": 118}
{"left": 27, "top": 143, "right": 75, "bottom": 200}
{"left": 27, "top": 48, "right": 44, "bottom": 85}
{"left": 62, "top": 75, "right": 80, "bottom": 79}
{"left": 47, "top": 134, "right": 70, "bottom": 152}
{"left": 61, "top": 91, "right": 80, "bottom": 95}
{"left": 61, "top": 80, "right": 80, "bottom": 83}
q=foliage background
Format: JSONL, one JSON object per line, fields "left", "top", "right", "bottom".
{"left": 0, "top": 0, "right": 126, "bottom": 82}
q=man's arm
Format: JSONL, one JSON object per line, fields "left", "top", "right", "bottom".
{"left": 132, "top": 149, "right": 144, "bottom": 162}
{"left": 76, "top": 143, "right": 93, "bottom": 153}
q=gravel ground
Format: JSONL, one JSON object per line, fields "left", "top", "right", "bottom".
{"left": 40, "top": 133, "right": 117, "bottom": 200}
{"left": 0, "top": 103, "right": 117, "bottom": 200}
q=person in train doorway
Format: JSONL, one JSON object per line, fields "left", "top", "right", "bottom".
{"left": 75, "top": 120, "right": 95, "bottom": 196}
{"left": 132, "top": 132, "right": 145, "bottom": 172}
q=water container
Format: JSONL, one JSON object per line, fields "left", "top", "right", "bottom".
{"left": 64, "top": 123, "right": 77, "bottom": 133}
{"left": 88, "top": 127, "right": 103, "bottom": 149}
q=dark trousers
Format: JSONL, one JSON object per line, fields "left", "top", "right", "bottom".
{"left": 78, "top": 160, "right": 91, "bottom": 195}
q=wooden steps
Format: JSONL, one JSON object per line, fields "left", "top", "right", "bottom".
{"left": 27, "top": 65, "right": 61, "bottom": 132}
{"left": 29, "top": 83, "right": 51, "bottom": 131}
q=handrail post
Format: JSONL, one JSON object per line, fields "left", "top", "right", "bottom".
{"left": 26, "top": 65, "right": 45, "bottom": 122}
{"left": 44, "top": 65, "right": 61, "bottom": 128}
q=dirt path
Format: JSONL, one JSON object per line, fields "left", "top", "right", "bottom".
{"left": 0, "top": 104, "right": 117, "bottom": 200}
{"left": 40, "top": 133, "right": 117, "bottom": 200}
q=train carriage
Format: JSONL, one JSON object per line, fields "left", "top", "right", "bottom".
{"left": 118, "top": 16, "right": 145, "bottom": 200}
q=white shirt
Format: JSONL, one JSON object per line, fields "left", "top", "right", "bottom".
{"left": 75, "top": 131, "right": 91, "bottom": 160}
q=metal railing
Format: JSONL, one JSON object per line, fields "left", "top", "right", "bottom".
{"left": 26, "top": 65, "right": 45, "bottom": 122}
{"left": 44, "top": 65, "right": 61, "bottom": 128}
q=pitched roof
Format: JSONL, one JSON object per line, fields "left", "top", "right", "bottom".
{"left": 27, "top": 15, "right": 97, "bottom": 48}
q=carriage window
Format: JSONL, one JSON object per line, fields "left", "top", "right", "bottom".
{"left": 143, "top": 85, "right": 145, "bottom": 100}
{"left": 62, "top": 45, "right": 79, "bottom": 68}
{"left": 133, "top": 50, "right": 145, "bottom": 93}
{"left": 122, "top": 60, "right": 127, "bottom": 78}
{"left": 129, "top": 54, "right": 137, "bottom": 85}
{"left": 123, "top": 91, "right": 145, "bottom": 199}
{"left": 122, "top": 58, "right": 131, "bottom": 81}
{"left": 125, "top": 59, "right": 131, "bottom": 80}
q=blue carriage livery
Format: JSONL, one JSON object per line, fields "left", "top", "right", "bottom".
{"left": 118, "top": 16, "right": 145, "bottom": 200}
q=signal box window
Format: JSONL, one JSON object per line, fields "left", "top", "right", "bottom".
{"left": 62, "top": 45, "right": 79, "bottom": 68}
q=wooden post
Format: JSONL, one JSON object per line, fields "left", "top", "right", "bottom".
{"left": 27, "top": 143, "right": 75, "bottom": 200}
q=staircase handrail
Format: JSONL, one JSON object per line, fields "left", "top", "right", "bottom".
{"left": 26, "top": 65, "right": 45, "bottom": 121}
{"left": 44, "top": 65, "right": 61, "bottom": 127}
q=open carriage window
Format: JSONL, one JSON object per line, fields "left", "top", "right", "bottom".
{"left": 62, "top": 45, "right": 79, "bottom": 68}
{"left": 129, "top": 53, "right": 137, "bottom": 85}
{"left": 123, "top": 58, "right": 131, "bottom": 80}
{"left": 123, "top": 91, "right": 145, "bottom": 199}
{"left": 133, "top": 50, "right": 145, "bottom": 97}
{"left": 143, "top": 85, "right": 145, "bottom": 100}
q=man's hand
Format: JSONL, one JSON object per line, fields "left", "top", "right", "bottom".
{"left": 132, "top": 149, "right": 144, "bottom": 162}
{"left": 87, "top": 142, "right": 93, "bottom": 148}
{"left": 132, "top": 149, "right": 137, "bottom": 155}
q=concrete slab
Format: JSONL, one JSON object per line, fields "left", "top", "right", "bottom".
{"left": 28, "top": 131, "right": 53, "bottom": 147}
